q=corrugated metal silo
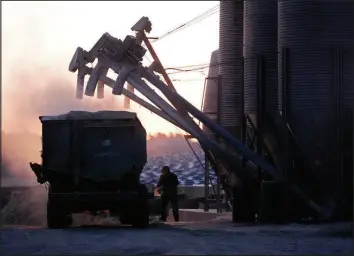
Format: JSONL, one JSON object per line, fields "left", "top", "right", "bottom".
{"left": 202, "top": 49, "right": 219, "bottom": 136}
{"left": 244, "top": 0, "right": 278, "bottom": 114}
{"left": 219, "top": 0, "right": 244, "bottom": 137}
{"left": 278, "top": 1, "right": 353, "bottom": 190}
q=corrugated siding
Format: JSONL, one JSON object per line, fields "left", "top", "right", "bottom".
{"left": 277, "top": 1, "right": 353, "bottom": 180}
{"left": 202, "top": 49, "right": 220, "bottom": 135}
{"left": 244, "top": 0, "right": 278, "bottom": 114}
{"left": 219, "top": 0, "right": 243, "bottom": 136}
{"left": 203, "top": 49, "right": 220, "bottom": 115}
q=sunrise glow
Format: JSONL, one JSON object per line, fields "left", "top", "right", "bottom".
{"left": 2, "top": 1, "right": 219, "bottom": 135}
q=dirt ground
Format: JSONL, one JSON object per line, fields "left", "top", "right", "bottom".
{"left": 1, "top": 186, "right": 352, "bottom": 255}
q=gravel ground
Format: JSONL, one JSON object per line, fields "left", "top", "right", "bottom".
{"left": 1, "top": 221, "right": 352, "bottom": 255}
{"left": 0, "top": 185, "right": 352, "bottom": 255}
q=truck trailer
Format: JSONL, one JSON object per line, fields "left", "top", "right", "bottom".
{"left": 30, "top": 110, "right": 150, "bottom": 228}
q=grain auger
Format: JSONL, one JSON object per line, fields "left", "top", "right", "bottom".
{"left": 68, "top": 17, "right": 334, "bottom": 220}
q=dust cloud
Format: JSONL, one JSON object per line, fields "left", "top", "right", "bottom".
{"left": 1, "top": 69, "right": 197, "bottom": 186}
{"left": 1, "top": 3, "right": 194, "bottom": 186}
{"left": 1, "top": 67, "right": 124, "bottom": 186}
{"left": 3, "top": 68, "right": 123, "bottom": 134}
{"left": 0, "top": 3, "right": 202, "bottom": 227}
{"left": 0, "top": 68, "right": 200, "bottom": 226}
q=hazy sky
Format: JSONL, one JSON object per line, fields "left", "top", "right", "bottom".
{"left": 1, "top": 1, "right": 219, "bottom": 134}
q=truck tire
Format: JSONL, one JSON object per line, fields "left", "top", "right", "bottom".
{"left": 47, "top": 198, "right": 73, "bottom": 229}
{"left": 118, "top": 212, "right": 132, "bottom": 225}
{"left": 131, "top": 200, "right": 149, "bottom": 228}
{"left": 47, "top": 186, "right": 73, "bottom": 229}
{"left": 131, "top": 184, "right": 150, "bottom": 228}
{"left": 117, "top": 184, "right": 149, "bottom": 228}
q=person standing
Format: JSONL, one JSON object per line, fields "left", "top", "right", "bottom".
{"left": 156, "top": 166, "right": 180, "bottom": 222}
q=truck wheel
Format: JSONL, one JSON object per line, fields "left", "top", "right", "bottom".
{"left": 47, "top": 196, "right": 72, "bottom": 229}
{"left": 118, "top": 214, "right": 132, "bottom": 225}
{"left": 131, "top": 200, "right": 149, "bottom": 228}
{"left": 131, "top": 184, "right": 150, "bottom": 228}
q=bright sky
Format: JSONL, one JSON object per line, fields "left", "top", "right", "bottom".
{"left": 1, "top": 1, "right": 219, "bottom": 135}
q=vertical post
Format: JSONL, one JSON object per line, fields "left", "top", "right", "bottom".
{"left": 338, "top": 47, "right": 344, "bottom": 194}
{"left": 216, "top": 164, "right": 222, "bottom": 213}
{"left": 256, "top": 54, "right": 266, "bottom": 182}
{"left": 204, "top": 158, "right": 210, "bottom": 212}
{"left": 332, "top": 45, "right": 344, "bottom": 200}
{"left": 281, "top": 47, "right": 291, "bottom": 178}
{"left": 256, "top": 54, "right": 266, "bottom": 218}
{"left": 241, "top": 56, "right": 247, "bottom": 171}
{"left": 217, "top": 75, "right": 222, "bottom": 125}
{"left": 216, "top": 74, "right": 222, "bottom": 214}
{"left": 240, "top": 56, "right": 246, "bottom": 146}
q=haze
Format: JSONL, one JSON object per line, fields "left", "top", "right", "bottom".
{"left": 2, "top": 1, "right": 219, "bottom": 135}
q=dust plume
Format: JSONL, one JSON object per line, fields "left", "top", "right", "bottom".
{"left": 1, "top": 2, "right": 192, "bottom": 185}
{"left": 3, "top": 68, "right": 123, "bottom": 134}
{"left": 0, "top": 67, "right": 125, "bottom": 226}
{"left": 0, "top": 67, "right": 199, "bottom": 226}
{"left": 0, "top": 2, "right": 202, "bottom": 227}
{"left": 1, "top": 67, "right": 124, "bottom": 186}
{"left": 1, "top": 67, "right": 197, "bottom": 184}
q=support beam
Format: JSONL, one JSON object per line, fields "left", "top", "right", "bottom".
{"left": 216, "top": 164, "right": 221, "bottom": 213}
{"left": 67, "top": 31, "right": 333, "bottom": 220}
{"left": 256, "top": 54, "right": 265, "bottom": 185}
{"left": 281, "top": 47, "right": 290, "bottom": 178}
{"left": 204, "top": 158, "right": 210, "bottom": 212}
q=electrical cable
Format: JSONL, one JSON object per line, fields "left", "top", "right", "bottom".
{"left": 164, "top": 60, "right": 241, "bottom": 72}
{"left": 153, "top": 4, "right": 219, "bottom": 43}
{"left": 166, "top": 66, "right": 208, "bottom": 72}
{"left": 167, "top": 66, "right": 210, "bottom": 75}
{"left": 165, "top": 62, "right": 234, "bottom": 75}
{"left": 171, "top": 79, "right": 204, "bottom": 82}
{"left": 166, "top": 63, "right": 210, "bottom": 69}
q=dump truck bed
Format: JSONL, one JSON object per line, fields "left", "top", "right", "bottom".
{"left": 39, "top": 111, "right": 147, "bottom": 182}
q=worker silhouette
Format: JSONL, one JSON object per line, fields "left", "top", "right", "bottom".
{"left": 156, "top": 166, "right": 180, "bottom": 222}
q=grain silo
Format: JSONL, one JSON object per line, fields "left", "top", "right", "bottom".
{"left": 202, "top": 49, "right": 219, "bottom": 136}
{"left": 243, "top": 0, "right": 278, "bottom": 115}
{"left": 219, "top": 0, "right": 244, "bottom": 138}
{"left": 277, "top": 0, "right": 353, "bottom": 201}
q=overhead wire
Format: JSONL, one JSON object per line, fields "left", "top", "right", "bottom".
{"left": 153, "top": 4, "right": 220, "bottom": 43}
{"left": 140, "top": 4, "right": 220, "bottom": 78}
{"left": 165, "top": 63, "right": 209, "bottom": 69}
{"left": 166, "top": 66, "right": 211, "bottom": 75}
{"left": 165, "top": 62, "right": 230, "bottom": 75}
{"left": 171, "top": 79, "right": 204, "bottom": 82}
{"left": 166, "top": 66, "right": 208, "bottom": 72}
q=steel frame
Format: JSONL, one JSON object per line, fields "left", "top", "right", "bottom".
{"left": 67, "top": 17, "right": 331, "bottom": 219}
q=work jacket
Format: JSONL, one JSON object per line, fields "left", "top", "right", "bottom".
{"left": 157, "top": 172, "right": 179, "bottom": 195}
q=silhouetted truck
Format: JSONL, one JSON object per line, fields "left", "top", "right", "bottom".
{"left": 30, "top": 111, "right": 149, "bottom": 228}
